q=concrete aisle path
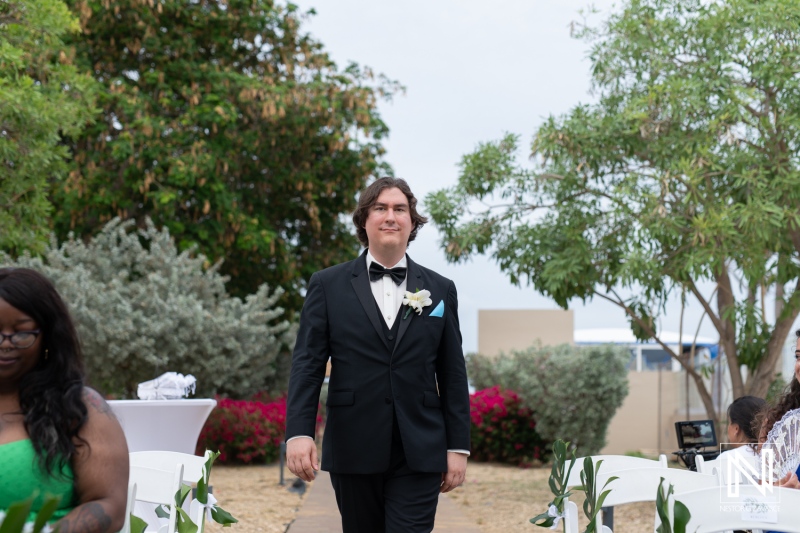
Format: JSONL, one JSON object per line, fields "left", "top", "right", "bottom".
{"left": 288, "top": 471, "right": 482, "bottom": 533}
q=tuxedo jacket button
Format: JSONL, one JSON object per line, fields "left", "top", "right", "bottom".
{"left": 388, "top": 335, "right": 394, "bottom": 340}
{"left": 385, "top": 397, "right": 392, "bottom": 404}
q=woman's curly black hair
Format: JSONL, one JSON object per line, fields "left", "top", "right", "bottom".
{"left": 761, "top": 328, "right": 800, "bottom": 437}
{"left": 0, "top": 268, "right": 87, "bottom": 476}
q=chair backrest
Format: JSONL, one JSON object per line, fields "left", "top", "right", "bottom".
{"left": 562, "top": 500, "right": 611, "bottom": 533}
{"left": 598, "top": 467, "right": 718, "bottom": 507}
{"left": 129, "top": 450, "right": 212, "bottom": 484}
{"left": 676, "top": 484, "right": 800, "bottom": 532}
{"left": 592, "top": 466, "right": 718, "bottom": 532}
{"left": 566, "top": 454, "right": 669, "bottom": 486}
{"left": 118, "top": 482, "right": 137, "bottom": 533}
{"left": 694, "top": 455, "right": 721, "bottom": 477}
{"left": 563, "top": 500, "right": 580, "bottom": 533}
{"left": 129, "top": 463, "right": 184, "bottom": 533}
{"left": 129, "top": 450, "right": 213, "bottom": 532}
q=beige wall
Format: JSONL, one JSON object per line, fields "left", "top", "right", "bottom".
{"left": 476, "top": 309, "right": 712, "bottom": 455}
{"left": 477, "top": 309, "right": 574, "bottom": 356}
{"left": 600, "top": 370, "right": 709, "bottom": 455}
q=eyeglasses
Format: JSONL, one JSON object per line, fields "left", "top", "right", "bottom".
{"left": 0, "top": 330, "right": 41, "bottom": 349}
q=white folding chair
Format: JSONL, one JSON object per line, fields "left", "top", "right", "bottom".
{"left": 674, "top": 484, "right": 800, "bottom": 532}
{"left": 694, "top": 455, "right": 722, "bottom": 478}
{"left": 129, "top": 463, "right": 184, "bottom": 533}
{"left": 118, "top": 482, "right": 137, "bottom": 533}
{"left": 129, "top": 451, "right": 213, "bottom": 531}
{"left": 563, "top": 500, "right": 580, "bottom": 533}
{"left": 563, "top": 454, "right": 668, "bottom": 532}
{"left": 562, "top": 499, "right": 612, "bottom": 533}
{"left": 594, "top": 466, "right": 718, "bottom": 531}
{"left": 129, "top": 450, "right": 212, "bottom": 485}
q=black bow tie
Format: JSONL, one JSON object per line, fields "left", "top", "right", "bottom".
{"left": 369, "top": 262, "right": 407, "bottom": 285}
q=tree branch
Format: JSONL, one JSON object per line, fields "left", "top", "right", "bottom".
{"left": 594, "top": 289, "right": 719, "bottom": 423}
{"left": 687, "top": 280, "right": 723, "bottom": 333}
{"left": 715, "top": 265, "right": 744, "bottom": 396}
{"left": 748, "top": 277, "right": 800, "bottom": 395}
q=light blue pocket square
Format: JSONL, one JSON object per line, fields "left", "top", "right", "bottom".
{"left": 429, "top": 300, "right": 445, "bottom": 318}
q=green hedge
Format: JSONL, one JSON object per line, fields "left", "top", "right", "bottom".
{"left": 2, "top": 218, "right": 295, "bottom": 398}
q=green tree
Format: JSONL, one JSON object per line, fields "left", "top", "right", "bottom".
{"left": 56, "top": 0, "right": 399, "bottom": 311}
{"left": 2, "top": 218, "right": 294, "bottom": 398}
{"left": 0, "top": 0, "right": 96, "bottom": 255}
{"left": 427, "top": 0, "right": 800, "bottom": 424}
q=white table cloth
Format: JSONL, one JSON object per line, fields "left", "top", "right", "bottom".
{"left": 109, "top": 399, "right": 217, "bottom": 454}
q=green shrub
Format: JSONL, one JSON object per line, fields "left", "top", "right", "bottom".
{"left": 1, "top": 218, "right": 295, "bottom": 398}
{"left": 467, "top": 343, "right": 630, "bottom": 455}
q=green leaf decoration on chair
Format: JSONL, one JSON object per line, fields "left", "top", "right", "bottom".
{"left": 655, "top": 477, "right": 691, "bottom": 533}
{"left": 531, "top": 439, "right": 577, "bottom": 529}
{"left": 0, "top": 500, "right": 33, "bottom": 533}
{"left": 576, "top": 457, "right": 617, "bottom": 533}
{"left": 152, "top": 449, "right": 239, "bottom": 532}
{"left": 0, "top": 495, "right": 61, "bottom": 533}
{"left": 128, "top": 513, "right": 148, "bottom": 533}
{"left": 175, "top": 506, "right": 198, "bottom": 533}
{"left": 175, "top": 483, "right": 197, "bottom": 533}
{"left": 194, "top": 450, "right": 238, "bottom": 527}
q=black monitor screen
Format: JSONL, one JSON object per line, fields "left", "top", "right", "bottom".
{"left": 675, "top": 419, "right": 717, "bottom": 449}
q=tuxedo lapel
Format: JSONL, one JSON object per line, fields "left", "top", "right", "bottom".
{"left": 351, "top": 252, "right": 391, "bottom": 351}
{"left": 392, "top": 255, "right": 422, "bottom": 357}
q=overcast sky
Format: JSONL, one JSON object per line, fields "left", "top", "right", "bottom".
{"left": 293, "top": 0, "right": 725, "bottom": 354}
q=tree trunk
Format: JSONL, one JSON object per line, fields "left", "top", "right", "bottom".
{"left": 747, "top": 286, "right": 800, "bottom": 396}
{"left": 689, "top": 368, "right": 718, "bottom": 426}
{"left": 716, "top": 268, "right": 744, "bottom": 397}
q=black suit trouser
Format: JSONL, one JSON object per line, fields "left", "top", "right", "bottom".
{"left": 328, "top": 411, "right": 441, "bottom": 533}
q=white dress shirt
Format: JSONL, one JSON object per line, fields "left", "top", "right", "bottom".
{"left": 366, "top": 251, "right": 406, "bottom": 328}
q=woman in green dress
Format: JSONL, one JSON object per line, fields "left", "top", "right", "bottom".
{"left": 0, "top": 268, "right": 129, "bottom": 532}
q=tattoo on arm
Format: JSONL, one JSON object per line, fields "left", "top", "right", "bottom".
{"left": 82, "top": 388, "right": 113, "bottom": 416}
{"left": 54, "top": 502, "right": 112, "bottom": 533}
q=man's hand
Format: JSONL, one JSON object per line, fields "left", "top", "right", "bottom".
{"left": 777, "top": 471, "right": 800, "bottom": 489}
{"left": 440, "top": 452, "right": 468, "bottom": 493}
{"left": 286, "top": 437, "right": 319, "bottom": 482}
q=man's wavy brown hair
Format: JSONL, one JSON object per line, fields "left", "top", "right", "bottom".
{"left": 352, "top": 177, "right": 428, "bottom": 248}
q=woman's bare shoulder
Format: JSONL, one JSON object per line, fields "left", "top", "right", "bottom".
{"left": 81, "top": 387, "right": 115, "bottom": 419}
{"left": 76, "top": 387, "right": 127, "bottom": 452}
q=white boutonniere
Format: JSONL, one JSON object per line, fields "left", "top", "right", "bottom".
{"left": 402, "top": 289, "right": 432, "bottom": 320}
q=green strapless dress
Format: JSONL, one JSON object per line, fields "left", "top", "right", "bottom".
{"left": 0, "top": 439, "right": 75, "bottom": 522}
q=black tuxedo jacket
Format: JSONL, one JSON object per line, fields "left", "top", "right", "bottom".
{"left": 286, "top": 250, "right": 471, "bottom": 474}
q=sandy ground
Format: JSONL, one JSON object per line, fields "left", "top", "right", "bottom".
{"left": 206, "top": 462, "right": 654, "bottom": 533}
{"left": 204, "top": 464, "right": 310, "bottom": 533}
{"left": 450, "top": 462, "right": 653, "bottom": 533}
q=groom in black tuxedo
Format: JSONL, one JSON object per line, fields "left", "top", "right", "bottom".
{"left": 285, "top": 177, "right": 471, "bottom": 533}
